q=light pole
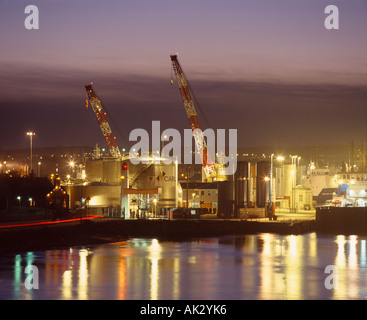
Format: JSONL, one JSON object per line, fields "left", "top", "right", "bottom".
{"left": 26, "top": 131, "right": 35, "bottom": 175}
{"left": 185, "top": 165, "right": 191, "bottom": 208}
{"left": 153, "top": 198, "right": 157, "bottom": 218}
{"left": 290, "top": 170, "right": 295, "bottom": 213}
{"left": 270, "top": 154, "right": 274, "bottom": 215}
{"left": 290, "top": 155, "right": 298, "bottom": 212}
{"left": 37, "top": 162, "right": 41, "bottom": 177}
{"left": 275, "top": 156, "right": 284, "bottom": 209}
{"left": 297, "top": 156, "right": 301, "bottom": 185}
{"left": 264, "top": 176, "right": 270, "bottom": 218}
{"left": 292, "top": 156, "right": 301, "bottom": 187}
{"left": 310, "top": 162, "right": 315, "bottom": 198}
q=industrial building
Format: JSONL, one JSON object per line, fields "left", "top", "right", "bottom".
{"left": 178, "top": 182, "right": 218, "bottom": 212}
{"left": 64, "top": 155, "right": 178, "bottom": 218}
{"left": 62, "top": 149, "right": 318, "bottom": 219}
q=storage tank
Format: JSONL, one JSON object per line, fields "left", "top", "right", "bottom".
{"left": 235, "top": 161, "right": 249, "bottom": 209}
{"left": 127, "top": 159, "right": 177, "bottom": 209}
{"left": 85, "top": 158, "right": 122, "bottom": 184}
{"left": 283, "top": 163, "right": 296, "bottom": 198}
{"left": 217, "top": 180, "right": 233, "bottom": 218}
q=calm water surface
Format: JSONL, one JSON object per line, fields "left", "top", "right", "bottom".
{"left": 1, "top": 232, "right": 367, "bottom": 300}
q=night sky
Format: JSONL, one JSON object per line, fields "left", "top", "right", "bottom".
{"left": 1, "top": 0, "right": 366, "bottom": 151}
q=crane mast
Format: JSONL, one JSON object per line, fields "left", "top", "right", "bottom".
{"left": 85, "top": 83, "right": 121, "bottom": 158}
{"left": 170, "top": 55, "right": 215, "bottom": 179}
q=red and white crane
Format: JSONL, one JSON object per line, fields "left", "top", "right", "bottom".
{"left": 170, "top": 54, "right": 215, "bottom": 180}
{"left": 85, "top": 83, "right": 121, "bottom": 159}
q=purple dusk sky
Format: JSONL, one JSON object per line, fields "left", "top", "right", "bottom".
{"left": 0, "top": 0, "right": 366, "bottom": 150}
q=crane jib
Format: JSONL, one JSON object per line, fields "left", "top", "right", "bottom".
{"left": 170, "top": 55, "right": 215, "bottom": 177}
{"left": 84, "top": 84, "right": 121, "bottom": 159}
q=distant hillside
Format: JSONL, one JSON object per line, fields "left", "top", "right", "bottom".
{"left": 0, "top": 143, "right": 356, "bottom": 167}
{"left": 0, "top": 146, "right": 95, "bottom": 158}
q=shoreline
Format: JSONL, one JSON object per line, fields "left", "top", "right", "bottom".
{"left": 0, "top": 218, "right": 315, "bottom": 254}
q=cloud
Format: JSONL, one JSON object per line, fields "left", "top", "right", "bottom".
{"left": 1, "top": 62, "right": 366, "bottom": 150}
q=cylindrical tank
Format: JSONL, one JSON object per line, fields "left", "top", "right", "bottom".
{"left": 129, "top": 160, "right": 177, "bottom": 209}
{"left": 235, "top": 161, "right": 249, "bottom": 208}
{"left": 85, "top": 158, "right": 122, "bottom": 184}
{"left": 217, "top": 180, "right": 233, "bottom": 218}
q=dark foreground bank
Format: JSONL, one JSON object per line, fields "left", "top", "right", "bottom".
{"left": 0, "top": 218, "right": 315, "bottom": 254}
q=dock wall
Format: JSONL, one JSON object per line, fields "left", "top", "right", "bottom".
{"left": 316, "top": 207, "right": 367, "bottom": 234}
{"left": 0, "top": 218, "right": 315, "bottom": 254}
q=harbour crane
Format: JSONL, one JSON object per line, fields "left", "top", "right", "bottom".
{"left": 170, "top": 54, "right": 216, "bottom": 180}
{"left": 85, "top": 83, "right": 122, "bottom": 158}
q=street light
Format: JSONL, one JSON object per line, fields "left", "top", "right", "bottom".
{"left": 291, "top": 170, "right": 296, "bottom": 212}
{"left": 153, "top": 198, "right": 157, "bottom": 218}
{"left": 274, "top": 155, "right": 284, "bottom": 210}
{"left": 37, "top": 162, "right": 41, "bottom": 177}
{"left": 297, "top": 156, "right": 301, "bottom": 185}
{"left": 270, "top": 154, "right": 274, "bottom": 215}
{"left": 264, "top": 176, "right": 271, "bottom": 219}
{"left": 26, "top": 131, "right": 35, "bottom": 175}
{"left": 269, "top": 154, "right": 284, "bottom": 218}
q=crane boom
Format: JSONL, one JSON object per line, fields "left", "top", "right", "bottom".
{"left": 170, "top": 55, "right": 215, "bottom": 178}
{"left": 85, "top": 83, "right": 121, "bottom": 158}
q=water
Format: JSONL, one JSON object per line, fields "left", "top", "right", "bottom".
{"left": 1, "top": 232, "right": 367, "bottom": 300}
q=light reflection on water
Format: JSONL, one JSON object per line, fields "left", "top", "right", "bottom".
{"left": 1, "top": 232, "right": 367, "bottom": 300}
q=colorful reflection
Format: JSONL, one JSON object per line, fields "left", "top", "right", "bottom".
{"left": 2, "top": 233, "right": 367, "bottom": 299}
